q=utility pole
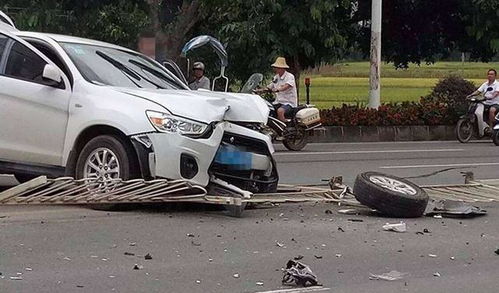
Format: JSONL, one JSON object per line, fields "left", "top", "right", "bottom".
{"left": 369, "top": 0, "right": 382, "bottom": 109}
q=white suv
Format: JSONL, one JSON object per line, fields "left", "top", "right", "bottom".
{"left": 0, "top": 20, "right": 278, "bottom": 195}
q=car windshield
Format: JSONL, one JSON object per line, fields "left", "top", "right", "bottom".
{"left": 60, "top": 42, "right": 185, "bottom": 89}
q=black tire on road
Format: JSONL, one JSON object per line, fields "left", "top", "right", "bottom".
{"left": 283, "top": 127, "right": 308, "bottom": 151}
{"left": 456, "top": 118, "right": 474, "bottom": 143}
{"left": 75, "top": 135, "right": 139, "bottom": 211}
{"left": 353, "top": 171, "right": 429, "bottom": 218}
{"left": 493, "top": 130, "right": 499, "bottom": 146}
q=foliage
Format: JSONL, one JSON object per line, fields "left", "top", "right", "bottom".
{"left": 202, "top": 0, "right": 357, "bottom": 83}
{"left": 355, "top": 0, "right": 499, "bottom": 68}
{"left": 1, "top": 0, "right": 149, "bottom": 48}
{"left": 320, "top": 99, "right": 459, "bottom": 126}
{"left": 423, "top": 75, "right": 476, "bottom": 116}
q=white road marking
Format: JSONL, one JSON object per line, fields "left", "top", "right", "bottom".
{"left": 275, "top": 149, "right": 464, "bottom": 156}
{"left": 380, "top": 162, "right": 499, "bottom": 169}
{"left": 254, "top": 287, "right": 330, "bottom": 293}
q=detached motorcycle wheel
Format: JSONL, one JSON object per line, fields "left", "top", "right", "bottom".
{"left": 493, "top": 130, "right": 499, "bottom": 146}
{"left": 456, "top": 118, "right": 474, "bottom": 143}
{"left": 283, "top": 127, "right": 308, "bottom": 151}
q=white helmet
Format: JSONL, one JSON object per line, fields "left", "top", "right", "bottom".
{"left": 193, "top": 62, "right": 205, "bottom": 71}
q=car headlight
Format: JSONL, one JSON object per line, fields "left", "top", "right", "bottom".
{"left": 146, "top": 110, "right": 208, "bottom": 136}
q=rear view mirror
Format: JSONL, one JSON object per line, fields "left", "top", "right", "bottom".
{"left": 42, "top": 64, "right": 63, "bottom": 87}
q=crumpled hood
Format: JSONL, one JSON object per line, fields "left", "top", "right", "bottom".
{"left": 111, "top": 88, "right": 269, "bottom": 124}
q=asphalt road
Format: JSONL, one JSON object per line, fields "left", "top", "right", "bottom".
{"left": 1, "top": 141, "right": 499, "bottom": 293}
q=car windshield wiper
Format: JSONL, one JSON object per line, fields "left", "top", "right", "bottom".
{"left": 128, "top": 59, "right": 181, "bottom": 89}
{"left": 96, "top": 50, "right": 143, "bottom": 88}
{"left": 96, "top": 51, "right": 165, "bottom": 89}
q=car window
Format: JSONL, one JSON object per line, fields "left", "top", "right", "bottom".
{"left": 0, "top": 34, "right": 7, "bottom": 59}
{"left": 26, "top": 40, "right": 73, "bottom": 86}
{"left": 4, "top": 40, "right": 47, "bottom": 82}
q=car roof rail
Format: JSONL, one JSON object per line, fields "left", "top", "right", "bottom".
{"left": 0, "top": 11, "right": 16, "bottom": 28}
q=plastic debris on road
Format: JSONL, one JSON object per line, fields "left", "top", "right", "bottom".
{"left": 369, "top": 270, "right": 407, "bottom": 281}
{"left": 282, "top": 260, "right": 319, "bottom": 287}
{"left": 382, "top": 222, "right": 407, "bottom": 233}
{"left": 425, "top": 200, "right": 487, "bottom": 218}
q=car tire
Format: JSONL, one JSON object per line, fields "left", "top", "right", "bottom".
{"left": 353, "top": 171, "right": 429, "bottom": 218}
{"left": 75, "top": 135, "right": 139, "bottom": 211}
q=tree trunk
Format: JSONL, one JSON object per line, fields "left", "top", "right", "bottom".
{"left": 155, "top": 0, "right": 202, "bottom": 63}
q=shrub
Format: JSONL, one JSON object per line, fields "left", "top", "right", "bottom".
{"left": 320, "top": 98, "right": 459, "bottom": 127}
{"left": 423, "top": 75, "right": 476, "bottom": 116}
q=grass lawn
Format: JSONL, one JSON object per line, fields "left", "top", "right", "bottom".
{"left": 298, "top": 61, "right": 498, "bottom": 108}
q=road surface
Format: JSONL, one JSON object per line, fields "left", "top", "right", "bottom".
{"left": 1, "top": 141, "right": 498, "bottom": 293}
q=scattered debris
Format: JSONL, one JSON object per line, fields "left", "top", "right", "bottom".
{"left": 325, "top": 209, "right": 333, "bottom": 215}
{"left": 25, "top": 268, "right": 32, "bottom": 271}
{"left": 124, "top": 252, "right": 135, "bottom": 256}
{"left": 433, "top": 215, "right": 443, "bottom": 219}
{"left": 133, "top": 264, "right": 143, "bottom": 270}
{"left": 382, "top": 222, "right": 407, "bottom": 233}
{"left": 63, "top": 257, "right": 71, "bottom": 261}
{"left": 433, "top": 272, "right": 441, "bottom": 277}
{"left": 294, "top": 255, "right": 304, "bottom": 261}
{"left": 276, "top": 241, "right": 285, "bottom": 248}
{"left": 450, "top": 257, "right": 455, "bottom": 260}
{"left": 416, "top": 231, "right": 424, "bottom": 235}
{"left": 423, "top": 228, "right": 430, "bottom": 233}
{"left": 144, "top": 253, "right": 152, "bottom": 260}
{"left": 256, "top": 281, "right": 264, "bottom": 286}
{"left": 10, "top": 276, "right": 23, "bottom": 280}
{"left": 314, "top": 255, "right": 323, "bottom": 259}
{"left": 369, "top": 270, "right": 407, "bottom": 281}
{"left": 335, "top": 254, "right": 342, "bottom": 258}
{"left": 196, "top": 280, "right": 201, "bottom": 284}
{"left": 233, "top": 273, "right": 240, "bottom": 278}
{"left": 428, "top": 254, "right": 438, "bottom": 258}
{"left": 338, "top": 209, "right": 358, "bottom": 215}
{"left": 282, "top": 260, "right": 319, "bottom": 287}
{"left": 348, "top": 219, "right": 364, "bottom": 222}
{"left": 494, "top": 249, "right": 499, "bottom": 256}
{"left": 187, "top": 234, "right": 195, "bottom": 238}
{"left": 129, "top": 242, "right": 137, "bottom": 246}
{"left": 338, "top": 227, "right": 345, "bottom": 232}
{"left": 425, "top": 200, "right": 487, "bottom": 218}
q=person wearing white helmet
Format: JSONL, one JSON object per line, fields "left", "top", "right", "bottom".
{"left": 189, "top": 61, "right": 211, "bottom": 90}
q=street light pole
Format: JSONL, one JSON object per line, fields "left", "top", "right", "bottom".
{"left": 369, "top": 0, "right": 382, "bottom": 109}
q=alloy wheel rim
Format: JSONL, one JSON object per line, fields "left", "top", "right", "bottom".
{"left": 83, "top": 148, "right": 120, "bottom": 185}
{"left": 369, "top": 175, "right": 417, "bottom": 195}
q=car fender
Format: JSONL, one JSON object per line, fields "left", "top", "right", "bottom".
{"left": 62, "top": 83, "right": 164, "bottom": 165}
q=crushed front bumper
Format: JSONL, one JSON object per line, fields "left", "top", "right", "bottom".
{"left": 130, "top": 121, "right": 277, "bottom": 192}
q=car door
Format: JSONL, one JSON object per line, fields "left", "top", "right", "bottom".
{"left": 0, "top": 30, "right": 71, "bottom": 166}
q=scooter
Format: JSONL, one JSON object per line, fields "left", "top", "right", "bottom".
{"left": 241, "top": 73, "right": 322, "bottom": 151}
{"left": 456, "top": 92, "right": 493, "bottom": 143}
{"left": 492, "top": 113, "right": 499, "bottom": 145}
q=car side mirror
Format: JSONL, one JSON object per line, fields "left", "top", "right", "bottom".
{"left": 42, "top": 64, "right": 63, "bottom": 87}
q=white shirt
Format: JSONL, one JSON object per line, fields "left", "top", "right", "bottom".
{"left": 189, "top": 76, "right": 210, "bottom": 90}
{"left": 478, "top": 80, "right": 499, "bottom": 105}
{"left": 268, "top": 71, "right": 297, "bottom": 107}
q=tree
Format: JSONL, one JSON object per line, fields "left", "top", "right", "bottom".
{"left": 1, "top": 0, "right": 149, "bottom": 49}
{"left": 355, "top": 0, "right": 499, "bottom": 68}
{"left": 203, "top": 0, "right": 357, "bottom": 88}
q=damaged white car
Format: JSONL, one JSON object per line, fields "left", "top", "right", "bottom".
{"left": 0, "top": 18, "right": 278, "bottom": 197}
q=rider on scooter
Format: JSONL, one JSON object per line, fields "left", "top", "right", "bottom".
{"left": 264, "top": 57, "right": 298, "bottom": 122}
{"left": 467, "top": 69, "right": 499, "bottom": 129}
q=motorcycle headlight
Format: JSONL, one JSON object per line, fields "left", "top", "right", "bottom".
{"left": 146, "top": 110, "right": 208, "bottom": 136}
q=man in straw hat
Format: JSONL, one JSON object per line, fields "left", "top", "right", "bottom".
{"left": 265, "top": 57, "right": 298, "bottom": 122}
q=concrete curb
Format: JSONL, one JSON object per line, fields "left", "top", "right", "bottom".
{"left": 309, "top": 125, "right": 456, "bottom": 143}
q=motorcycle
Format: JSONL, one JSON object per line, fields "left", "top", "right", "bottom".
{"left": 241, "top": 73, "right": 322, "bottom": 151}
{"left": 456, "top": 91, "right": 493, "bottom": 143}
{"left": 492, "top": 113, "right": 499, "bottom": 146}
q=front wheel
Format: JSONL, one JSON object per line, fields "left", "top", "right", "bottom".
{"left": 75, "top": 135, "right": 139, "bottom": 210}
{"left": 456, "top": 118, "right": 474, "bottom": 143}
{"left": 493, "top": 130, "right": 499, "bottom": 146}
{"left": 282, "top": 127, "right": 308, "bottom": 151}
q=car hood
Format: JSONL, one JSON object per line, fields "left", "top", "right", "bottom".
{"left": 112, "top": 88, "right": 269, "bottom": 124}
